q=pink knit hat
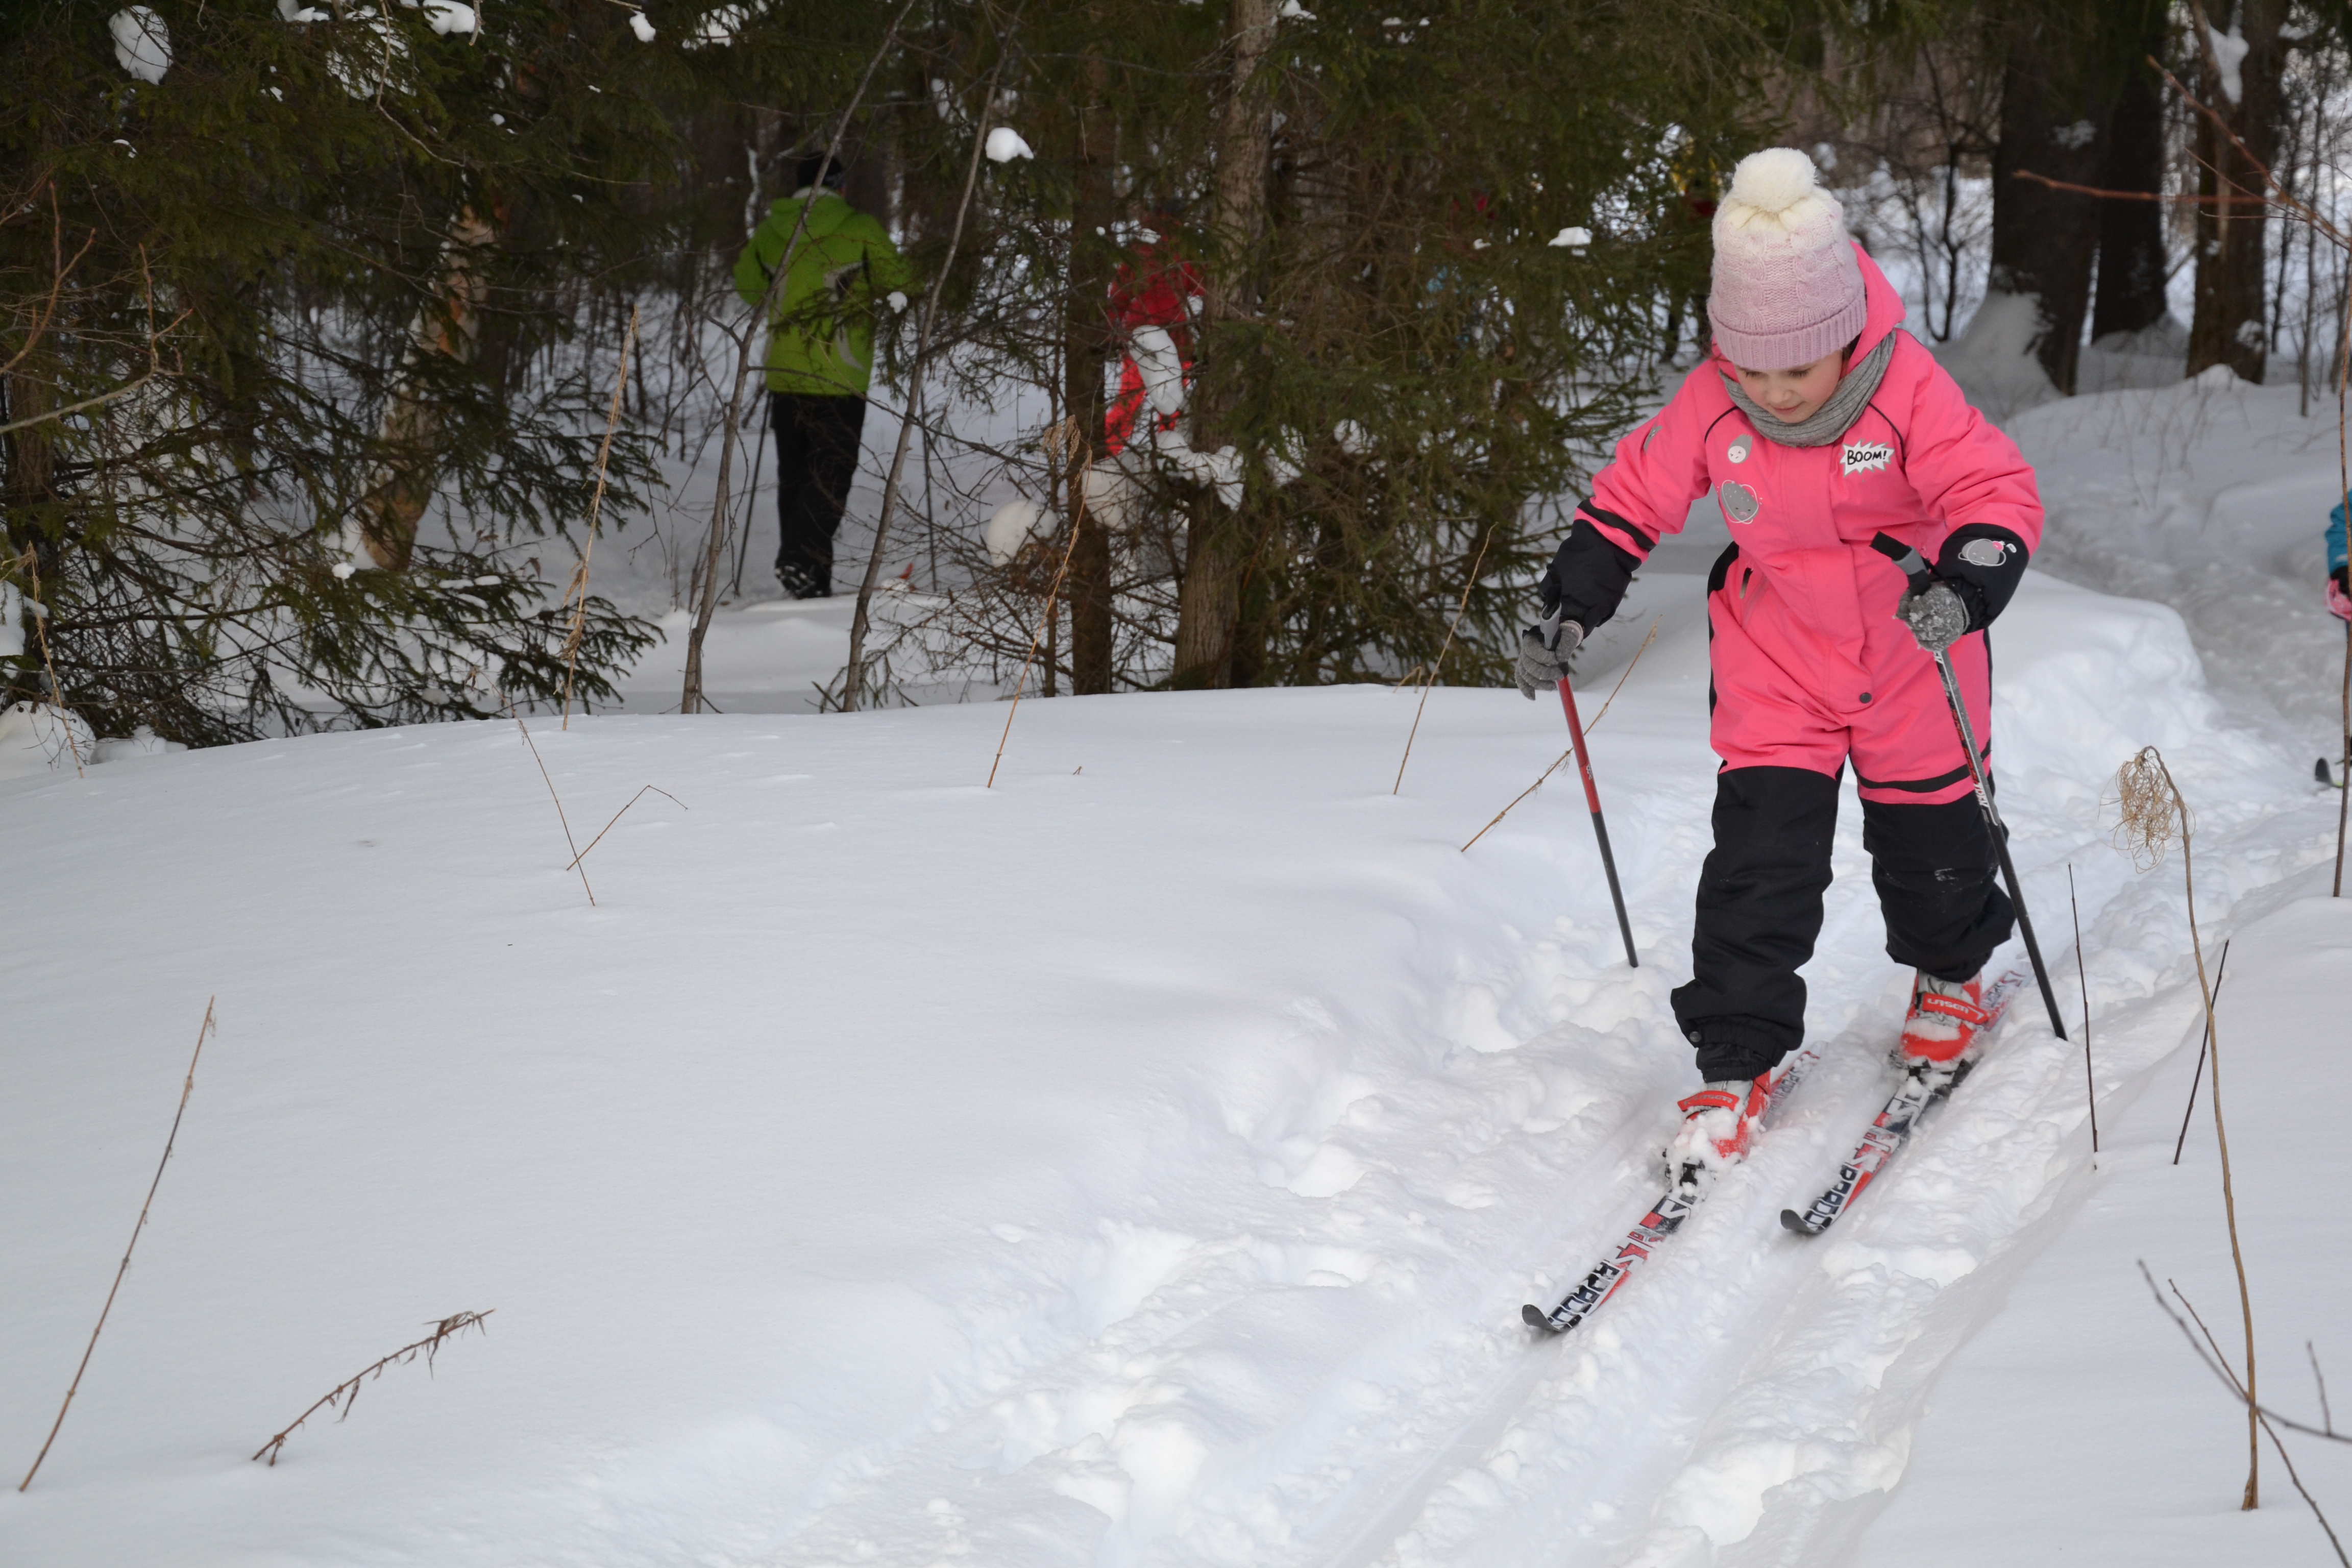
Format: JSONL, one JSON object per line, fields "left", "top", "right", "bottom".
{"left": 1706, "top": 148, "right": 1867, "bottom": 371}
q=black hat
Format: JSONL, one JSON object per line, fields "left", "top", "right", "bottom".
{"left": 796, "top": 153, "right": 846, "bottom": 192}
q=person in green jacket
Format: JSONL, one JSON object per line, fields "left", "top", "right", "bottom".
{"left": 733, "top": 155, "right": 912, "bottom": 598}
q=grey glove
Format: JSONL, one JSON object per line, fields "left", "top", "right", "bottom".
{"left": 1899, "top": 581, "right": 1970, "bottom": 654}
{"left": 1513, "top": 619, "right": 1583, "bottom": 698}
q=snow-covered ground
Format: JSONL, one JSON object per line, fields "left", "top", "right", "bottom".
{"left": 4, "top": 371, "right": 2348, "bottom": 1566}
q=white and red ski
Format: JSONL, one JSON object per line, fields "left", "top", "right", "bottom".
{"left": 1778, "top": 966, "right": 2029, "bottom": 1237}
{"left": 1522, "top": 1040, "right": 1825, "bottom": 1335}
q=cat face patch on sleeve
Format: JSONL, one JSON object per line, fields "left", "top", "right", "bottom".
{"left": 1841, "top": 441, "right": 1894, "bottom": 476}
{"left": 1957, "top": 536, "right": 2016, "bottom": 568}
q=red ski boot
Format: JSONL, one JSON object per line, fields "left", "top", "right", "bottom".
{"left": 1897, "top": 971, "right": 1993, "bottom": 1067}
{"left": 1662, "top": 1077, "right": 1770, "bottom": 1191}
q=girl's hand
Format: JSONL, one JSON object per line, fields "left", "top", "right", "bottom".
{"left": 1900, "top": 582, "right": 1970, "bottom": 654}
{"left": 1514, "top": 620, "right": 1583, "bottom": 698}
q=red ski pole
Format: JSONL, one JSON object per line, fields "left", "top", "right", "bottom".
{"left": 1546, "top": 615, "right": 1638, "bottom": 968}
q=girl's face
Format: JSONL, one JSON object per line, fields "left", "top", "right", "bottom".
{"left": 1733, "top": 350, "right": 1846, "bottom": 423}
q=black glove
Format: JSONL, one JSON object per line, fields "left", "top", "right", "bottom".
{"left": 1514, "top": 619, "right": 1583, "bottom": 698}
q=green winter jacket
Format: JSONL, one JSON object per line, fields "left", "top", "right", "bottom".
{"left": 733, "top": 191, "right": 911, "bottom": 399}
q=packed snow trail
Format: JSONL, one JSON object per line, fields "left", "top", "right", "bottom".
{"left": 3, "top": 371, "right": 2346, "bottom": 1567}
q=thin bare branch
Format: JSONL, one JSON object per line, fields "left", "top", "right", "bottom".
{"left": 251, "top": 1311, "right": 495, "bottom": 1466}
{"left": 21, "top": 999, "right": 216, "bottom": 1491}
{"left": 1460, "top": 617, "right": 1658, "bottom": 853}
{"left": 564, "top": 785, "right": 687, "bottom": 872}
{"left": 1393, "top": 525, "right": 1496, "bottom": 795}
{"left": 563, "top": 304, "right": 640, "bottom": 727}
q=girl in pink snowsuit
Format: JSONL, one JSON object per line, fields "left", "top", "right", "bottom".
{"left": 1519, "top": 149, "right": 2042, "bottom": 1184}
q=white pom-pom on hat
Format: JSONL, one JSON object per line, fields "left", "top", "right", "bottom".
{"left": 1723, "top": 147, "right": 1825, "bottom": 223}
{"left": 1708, "top": 146, "right": 1867, "bottom": 370}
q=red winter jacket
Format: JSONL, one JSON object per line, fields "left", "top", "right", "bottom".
{"left": 1104, "top": 238, "right": 1204, "bottom": 456}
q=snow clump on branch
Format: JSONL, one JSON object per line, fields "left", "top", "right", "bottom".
{"left": 985, "top": 128, "right": 1035, "bottom": 164}
{"left": 109, "top": 7, "right": 171, "bottom": 83}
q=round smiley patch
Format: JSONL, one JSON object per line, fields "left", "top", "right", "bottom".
{"left": 1719, "top": 479, "right": 1760, "bottom": 524}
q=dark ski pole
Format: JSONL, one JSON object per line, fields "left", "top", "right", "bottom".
{"left": 1870, "top": 533, "right": 2067, "bottom": 1041}
{"left": 1545, "top": 613, "right": 1638, "bottom": 968}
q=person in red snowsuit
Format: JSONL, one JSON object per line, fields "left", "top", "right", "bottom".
{"left": 1102, "top": 220, "right": 1203, "bottom": 457}
{"left": 1517, "top": 149, "right": 2042, "bottom": 1186}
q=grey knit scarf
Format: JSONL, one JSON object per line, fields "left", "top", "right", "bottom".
{"left": 1720, "top": 332, "right": 1898, "bottom": 448}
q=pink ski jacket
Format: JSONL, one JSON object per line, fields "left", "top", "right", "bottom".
{"left": 1540, "top": 246, "right": 2043, "bottom": 801}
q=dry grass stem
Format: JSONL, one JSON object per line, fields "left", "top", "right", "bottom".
{"left": 564, "top": 785, "right": 687, "bottom": 872}
{"left": 251, "top": 1311, "right": 495, "bottom": 1467}
{"left": 1393, "top": 525, "right": 1497, "bottom": 795}
{"left": 2337, "top": 621, "right": 2349, "bottom": 897}
{"left": 2173, "top": 939, "right": 2230, "bottom": 1165}
{"left": 2139, "top": 1265, "right": 2352, "bottom": 1447}
{"left": 20, "top": 554, "right": 84, "bottom": 777}
{"left": 2146, "top": 1267, "right": 2348, "bottom": 1565}
{"left": 509, "top": 706, "right": 592, "bottom": 905}
{"left": 1459, "top": 616, "right": 1658, "bottom": 853}
{"left": 562, "top": 303, "right": 640, "bottom": 728}
{"left": 2115, "top": 745, "right": 2258, "bottom": 1507}
{"left": 2068, "top": 865, "right": 2097, "bottom": 1156}
{"left": 20, "top": 998, "right": 215, "bottom": 1492}
{"left": 986, "top": 442, "right": 1086, "bottom": 789}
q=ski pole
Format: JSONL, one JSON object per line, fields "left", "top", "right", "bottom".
{"left": 1544, "top": 612, "right": 1638, "bottom": 968}
{"left": 1869, "top": 534, "right": 2067, "bottom": 1041}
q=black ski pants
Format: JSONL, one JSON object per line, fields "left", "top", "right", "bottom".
{"left": 770, "top": 391, "right": 868, "bottom": 598}
{"left": 1668, "top": 765, "right": 2014, "bottom": 1083}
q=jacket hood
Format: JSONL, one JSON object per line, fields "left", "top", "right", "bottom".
{"left": 773, "top": 190, "right": 854, "bottom": 238}
{"left": 1851, "top": 243, "right": 1905, "bottom": 359}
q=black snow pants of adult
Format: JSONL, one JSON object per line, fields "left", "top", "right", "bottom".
{"left": 1667, "top": 765, "right": 2015, "bottom": 1084}
{"left": 770, "top": 391, "right": 868, "bottom": 599}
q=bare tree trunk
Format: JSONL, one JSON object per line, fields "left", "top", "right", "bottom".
{"left": 353, "top": 209, "right": 496, "bottom": 572}
{"left": 2093, "top": 10, "right": 2171, "bottom": 340}
{"left": 2188, "top": 0, "right": 2288, "bottom": 382}
{"left": 1065, "top": 52, "right": 1118, "bottom": 696}
{"left": 1172, "top": 0, "right": 1275, "bottom": 690}
{"left": 1988, "top": 11, "right": 2108, "bottom": 395}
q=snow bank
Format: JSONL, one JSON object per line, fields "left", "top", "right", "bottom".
{"left": 1932, "top": 291, "right": 2060, "bottom": 421}
{"left": 0, "top": 702, "right": 94, "bottom": 779}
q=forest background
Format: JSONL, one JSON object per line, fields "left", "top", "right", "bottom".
{"left": 1, "top": 0, "right": 2342, "bottom": 743}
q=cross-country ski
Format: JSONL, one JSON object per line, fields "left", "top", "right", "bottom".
{"left": 1523, "top": 1039, "right": 1826, "bottom": 1335}
{"left": 1779, "top": 966, "right": 2029, "bottom": 1236}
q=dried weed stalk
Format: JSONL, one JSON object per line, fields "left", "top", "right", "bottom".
{"left": 565, "top": 785, "right": 687, "bottom": 873}
{"left": 2068, "top": 864, "right": 2097, "bottom": 1156}
{"left": 986, "top": 422, "right": 1087, "bottom": 790}
{"left": 1392, "top": 524, "right": 1497, "bottom": 795}
{"left": 561, "top": 302, "right": 640, "bottom": 728}
{"left": 508, "top": 705, "right": 592, "bottom": 905}
{"left": 20, "top": 998, "right": 215, "bottom": 1491}
{"left": 2115, "top": 745, "right": 2260, "bottom": 1508}
{"left": 2143, "top": 1265, "right": 2347, "bottom": 1564}
{"left": 1460, "top": 616, "right": 1659, "bottom": 854}
{"left": 252, "top": 1311, "right": 495, "bottom": 1466}
{"left": 2173, "top": 939, "right": 2231, "bottom": 1166}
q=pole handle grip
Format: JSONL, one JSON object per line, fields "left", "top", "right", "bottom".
{"left": 1869, "top": 531, "right": 1935, "bottom": 598}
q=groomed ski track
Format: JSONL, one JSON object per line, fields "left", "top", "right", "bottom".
{"left": 746, "top": 571, "right": 2318, "bottom": 1568}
